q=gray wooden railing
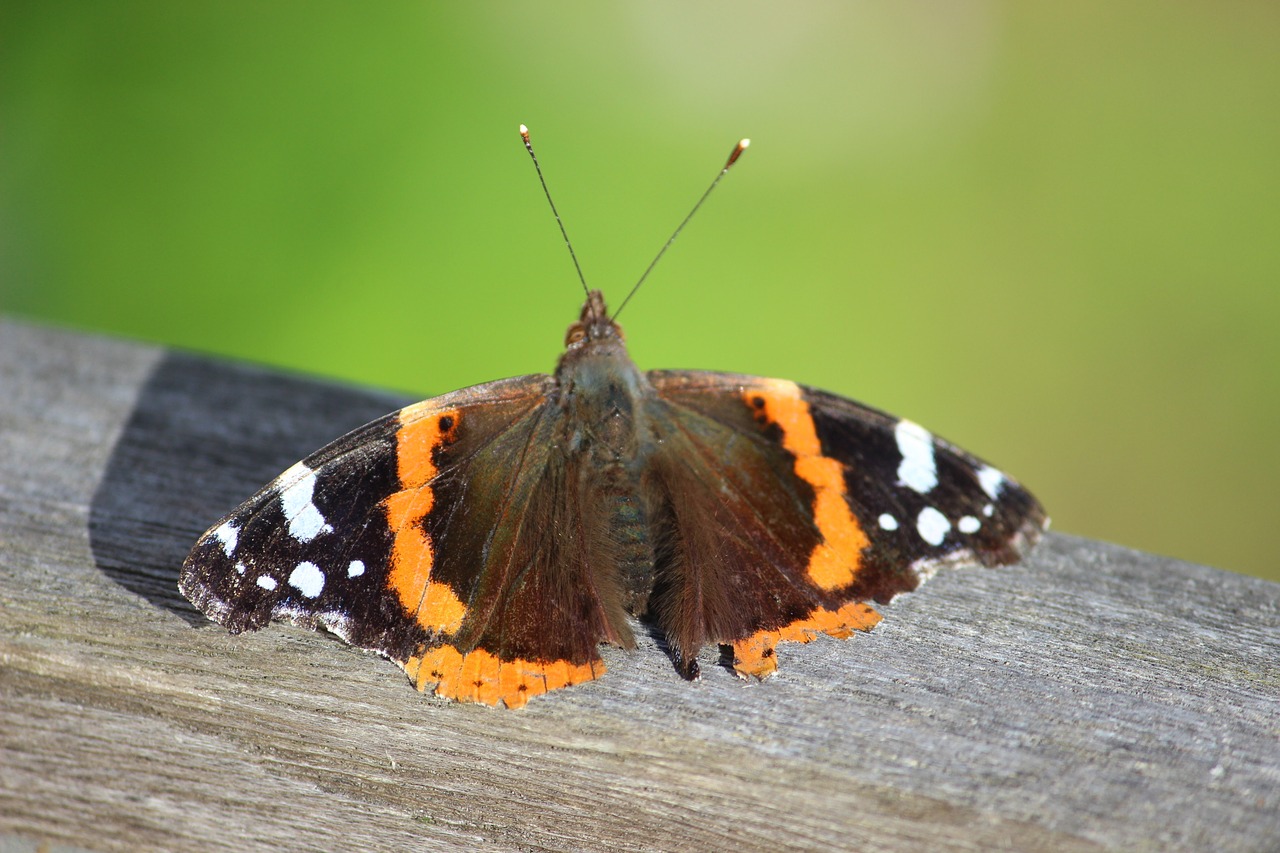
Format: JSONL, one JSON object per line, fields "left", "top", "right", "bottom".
{"left": 1, "top": 317, "right": 1276, "bottom": 852}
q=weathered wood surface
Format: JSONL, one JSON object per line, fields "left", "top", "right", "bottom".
{"left": 1, "top": 316, "right": 1277, "bottom": 853}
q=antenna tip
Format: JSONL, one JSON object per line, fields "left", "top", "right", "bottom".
{"left": 725, "top": 137, "right": 750, "bottom": 169}
{"left": 519, "top": 123, "right": 530, "bottom": 137}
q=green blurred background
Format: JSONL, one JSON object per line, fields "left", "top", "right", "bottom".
{"left": 2, "top": 3, "right": 1277, "bottom": 580}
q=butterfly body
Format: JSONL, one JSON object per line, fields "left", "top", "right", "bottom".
{"left": 181, "top": 290, "right": 1045, "bottom": 708}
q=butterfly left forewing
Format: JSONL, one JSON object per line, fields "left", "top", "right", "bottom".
{"left": 645, "top": 369, "right": 1046, "bottom": 679}
{"left": 180, "top": 408, "right": 408, "bottom": 646}
{"left": 181, "top": 374, "right": 622, "bottom": 708}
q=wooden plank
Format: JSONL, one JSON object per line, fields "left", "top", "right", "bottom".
{"left": 1, "top": 317, "right": 1277, "bottom": 853}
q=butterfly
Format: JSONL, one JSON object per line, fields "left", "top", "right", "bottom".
{"left": 180, "top": 130, "right": 1046, "bottom": 708}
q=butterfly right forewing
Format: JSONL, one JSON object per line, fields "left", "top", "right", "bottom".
{"left": 643, "top": 369, "right": 1046, "bottom": 679}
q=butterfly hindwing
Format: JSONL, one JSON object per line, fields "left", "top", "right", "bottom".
{"left": 635, "top": 374, "right": 851, "bottom": 675}
{"left": 400, "top": 377, "right": 631, "bottom": 706}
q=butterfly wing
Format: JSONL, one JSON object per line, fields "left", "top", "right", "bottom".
{"left": 181, "top": 374, "right": 628, "bottom": 708}
{"left": 643, "top": 370, "right": 1046, "bottom": 678}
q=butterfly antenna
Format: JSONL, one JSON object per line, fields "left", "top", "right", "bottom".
{"left": 612, "top": 137, "right": 750, "bottom": 320}
{"left": 520, "top": 124, "right": 590, "bottom": 299}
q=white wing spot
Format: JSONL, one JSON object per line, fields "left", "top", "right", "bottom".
{"left": 289, "top": 562, "right": 325, "bottom": 599}
{"left": 347, "top": 560, "right": 365, "bottom": 578}
{"left": 916, "top": 507, "right": 951, "bottom": 546}
{"left": 958, "top": 515, "right": 981, "bottom": 534}
{"left": 977, "top": 466, "right": 1005, "bottom": 500}
{"left": 983, "top": 503, "right": 995, "bottom": 517}
{"left": 256, "top": 575, "right": 278, "bottom": 591}
{"left": 234, "top": 562, "right": 246, "bottom": 576}
{"left": 895, "top": 420, "right": 938, "bottom": 494}
{"left": 213, "top": 520, "right": 239, "bottom": 556}
{"left": 878, "top": 513, "right": 899, "bottom": 531}
{"left": 279, "top": 462, "right": 332, "bottom": 543}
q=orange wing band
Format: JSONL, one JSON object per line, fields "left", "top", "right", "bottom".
{"left": 404, "top": 646, "right": 605, "bottom": 709}
{"left": 386, "top": 406, "right": 467, "bottom": 633}
{"left": 732, "top": 600, "right": 882, "bottom": 680}
{"left": 747, "top": 380, "right": 871, "bottom": 591}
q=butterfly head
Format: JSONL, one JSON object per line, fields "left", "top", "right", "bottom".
{"left": 555, "top": 289, "right": 642, "bottom": 392}
{"left": 563, "top": 289, "right": 624, "bottom": 350}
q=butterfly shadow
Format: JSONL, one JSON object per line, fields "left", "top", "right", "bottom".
{"left": 88, "top": 351, "right": 409, "bottom": 624}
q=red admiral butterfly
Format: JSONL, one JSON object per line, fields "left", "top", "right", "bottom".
{"left": 180, "top": 128, "right": 1046, "bottom": 708}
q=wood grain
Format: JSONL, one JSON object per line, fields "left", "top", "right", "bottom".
{"left": 1, "top": 318, "right": 1277, "bottom": 852}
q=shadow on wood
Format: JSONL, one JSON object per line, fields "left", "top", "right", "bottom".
{"left": 88, "top": 351, "right": 407, "bottom": 620}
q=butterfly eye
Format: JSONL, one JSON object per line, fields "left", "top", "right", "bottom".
{"left": 565, "top": 324, "right": 587, "bottom": 346}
